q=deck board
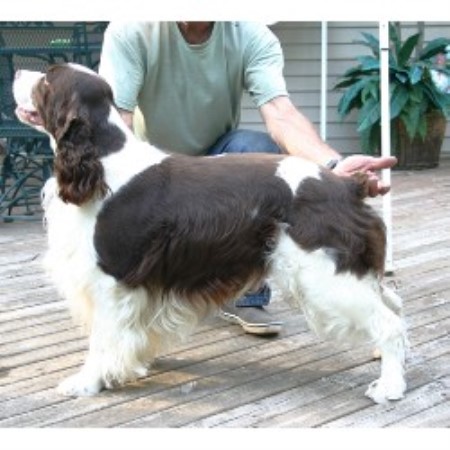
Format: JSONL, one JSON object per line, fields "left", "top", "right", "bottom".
{"left": 1, "top": 158, "right": 449, "bottom": 428}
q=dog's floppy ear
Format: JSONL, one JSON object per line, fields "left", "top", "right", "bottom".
{"left": 53, "top": 106, "right": 109, "bottom": 206}
{"left": 53, "top": 105, "right": 78, "bottom": 143}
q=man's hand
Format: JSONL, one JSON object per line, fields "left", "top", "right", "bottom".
{"left": 332, "top": 155, "right": 397, "bottom": 197}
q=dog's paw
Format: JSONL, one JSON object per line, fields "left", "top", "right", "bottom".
{"left": 57, "top": 372, "right": 104, "bottom": 397}
{"left": 134, "top": 364, "right": 151, "bottom": 378}
{"left": 365, "top": 377, "right": 406, "bottom": 404}
{"left": 372, "top": 348, "right": 382, "bottom": 359}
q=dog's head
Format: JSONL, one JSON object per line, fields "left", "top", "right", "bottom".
{"left": 13, "top": 64, "right": 117, "bottom": 205}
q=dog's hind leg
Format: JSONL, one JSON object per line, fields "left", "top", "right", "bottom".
{"left": 270, "top": 236, "right": 407, "bottom": 404}
{"left": 306, "top": 275, "right": 407, "bottom": 404}
{"left": 364, "top": 284, "right": 408, "bottom": 403}
{"left": 372, "top": 284, "right": 403, "bottom": 359}
{"left": 364, "top": 315, "right": 407, "bottom": 404}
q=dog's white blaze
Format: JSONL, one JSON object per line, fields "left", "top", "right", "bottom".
{"left": 275, "top": 157, "right": 320, "bottom": 195}
{"left": 13, "top": 70, "right": 44, "bottom": 111}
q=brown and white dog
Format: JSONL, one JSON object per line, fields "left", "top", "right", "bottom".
{"left": 13, "top": 63, "right": 407, "bottom": 403}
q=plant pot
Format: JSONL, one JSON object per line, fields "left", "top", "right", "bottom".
{"left": 394, "top": 111, "right": 447, "bottom": 170}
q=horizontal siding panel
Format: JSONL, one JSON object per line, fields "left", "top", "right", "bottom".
{"left": 283, "top": 60, "right": 378, "bottom": 77}
{"left": 282, "top": 44, "right": 390, "bottom": 62}
{"left": 284, "top": 76, "right": 321, "bottom": 91}
{"left": 281, "top": 44, "right": 321, "bottom": 60}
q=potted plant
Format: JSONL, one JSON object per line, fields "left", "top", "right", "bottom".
{"left": 335, "top": 23, "right": 450, "bottom": 169}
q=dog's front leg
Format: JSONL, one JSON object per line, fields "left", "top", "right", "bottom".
{"left": 57, "top": 350, "right": 105, "bottom": 397}
{"left": 57, "top": 284, "right": 156, "bottom": 397}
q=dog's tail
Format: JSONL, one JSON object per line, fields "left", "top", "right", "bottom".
{"left": 347, "top": 171, "right": 371, "bottom": 199}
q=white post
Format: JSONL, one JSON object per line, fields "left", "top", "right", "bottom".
{"left": 380, "top": 21, "right": 394, "bottom": 274}
{"left": 320, "top": 21, "right": 328, "bottom": 140}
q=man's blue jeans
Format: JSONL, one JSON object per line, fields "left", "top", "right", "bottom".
{"left": 206, "top": 129, "right": 282, "bottom": 306}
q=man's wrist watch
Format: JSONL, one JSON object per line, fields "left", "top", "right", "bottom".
{"left": 325, "top": 158, "right": 342, "bottom": 170}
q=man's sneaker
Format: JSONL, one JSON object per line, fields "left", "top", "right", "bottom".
{"left": 220, "top": 304, "right": 282, "bottom": 336}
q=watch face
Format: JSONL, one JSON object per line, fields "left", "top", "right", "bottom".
{"left": 326, "top": 159, "right": 340, "bottom": 170}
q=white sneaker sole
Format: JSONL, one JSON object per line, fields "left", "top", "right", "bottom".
{"left": 220, "top": 311, "right": 282, "bottom": 335}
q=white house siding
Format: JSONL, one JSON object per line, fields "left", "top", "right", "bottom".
{"left": 239, "top": 21, "right": 450, "bottom": 155}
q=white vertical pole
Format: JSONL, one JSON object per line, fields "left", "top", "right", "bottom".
{"left": 320, "top": 21, "right": 328, "bottom": 140}
{"left": 380, "top": 22, "right": 394, "bottom": 274}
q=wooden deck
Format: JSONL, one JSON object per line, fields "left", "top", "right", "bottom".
{"left": 1, "top": 158, "right": 449, "bottom": 430}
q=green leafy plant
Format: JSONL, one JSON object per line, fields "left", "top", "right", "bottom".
{"left": 335, "top": 24, "right": 450, "bottom": 155}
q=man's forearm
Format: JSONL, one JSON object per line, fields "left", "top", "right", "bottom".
{"left": 261, "top": 97, "right": 341, "bottom": 165}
